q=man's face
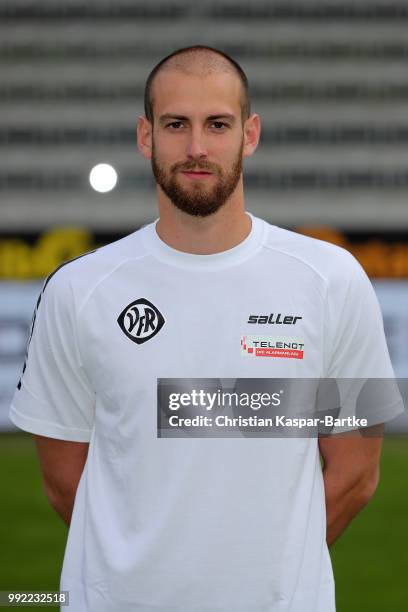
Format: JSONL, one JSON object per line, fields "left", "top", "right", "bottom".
{"left": 149, "top": 71, "right": 246, "bottom": 217}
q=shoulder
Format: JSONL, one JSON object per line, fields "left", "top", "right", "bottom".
{"left": 259, "top": 217, "right": 367, "bottom": 290}
{"left": 39, "top": 224, "right": 152, "bottom": 306}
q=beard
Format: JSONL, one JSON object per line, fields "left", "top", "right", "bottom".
{"left": 151, "top": 138, "right": 244, "bottom": 217}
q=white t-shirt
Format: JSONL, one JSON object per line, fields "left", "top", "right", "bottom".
{"left": 9, "top": 213, "right": 403, "bottom": 612}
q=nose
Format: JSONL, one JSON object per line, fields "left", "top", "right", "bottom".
{"left": 186, "top": 127, "right": 208, "bottom": 159}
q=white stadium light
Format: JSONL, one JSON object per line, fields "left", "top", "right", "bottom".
{"left": 89, "top": 163, "right": 118, "bottom": 193}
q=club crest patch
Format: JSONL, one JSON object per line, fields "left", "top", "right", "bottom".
{"left": 117, "top": 298, "right": 165, "bottom": 344}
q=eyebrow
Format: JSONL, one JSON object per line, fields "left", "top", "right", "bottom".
{"left": 158, "top": 114, "right": 236, "bottom": 125}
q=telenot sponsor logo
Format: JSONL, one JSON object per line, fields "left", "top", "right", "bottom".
{"left": 241, "top": 335, "right": 305, "bottom": 359}
{"left": 117, "top": 298, "right": 165, "bottom": 344}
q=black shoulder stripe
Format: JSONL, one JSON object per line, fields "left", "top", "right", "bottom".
{"left": 42, "top": 248, "right": 97, "bottom": 292}
{"left": 16, "top": 248, "right": 97, "bottom": 391}
{"left": 29, "top": 248, "right": 97, "bottom": 342}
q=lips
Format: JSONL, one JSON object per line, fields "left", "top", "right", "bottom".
{"left": 181, "top": 171, "right": 212, "bottom": 174}
{"left": 181, "top": 170, "right": 213, "bottom": 180}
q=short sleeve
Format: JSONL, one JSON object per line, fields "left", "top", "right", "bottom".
{"left": 9, "top": 268, "right": 95, "bottom": 441}
{"left": 322, "top": 252, "right": 404, "bottom": 430}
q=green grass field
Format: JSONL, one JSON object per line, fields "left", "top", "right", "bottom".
{"left": 0, "top": 432, "right": 407, "bottom": 611}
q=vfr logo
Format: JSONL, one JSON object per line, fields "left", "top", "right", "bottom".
{"left": 117, "top": 298, "right": 165, "bottom": 344}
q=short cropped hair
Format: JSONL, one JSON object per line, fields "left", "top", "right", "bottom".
{"left": 144, "top": 45, "right": 251, "bottom": 124}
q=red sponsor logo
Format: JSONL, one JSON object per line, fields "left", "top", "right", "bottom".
{"left": 241, "top": 335, "right": 305, "bottom": 360}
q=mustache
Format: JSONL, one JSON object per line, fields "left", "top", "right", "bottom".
{"left": 171, "top": 161, "right": 220, "bottom": 174}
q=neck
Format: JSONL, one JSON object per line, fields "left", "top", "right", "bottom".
{"left": 155, "top": 184, "right": 251, "bottom": 255}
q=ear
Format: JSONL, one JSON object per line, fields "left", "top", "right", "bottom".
{"left": 242, "top": 113, "right": 261, "bottom": 159}
{"left": 137, "top": 116, "right": 153, "bottom": 160}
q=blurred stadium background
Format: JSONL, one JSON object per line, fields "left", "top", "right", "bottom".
{"left": 0, "top": 1, "right": 407, "bottom": 610}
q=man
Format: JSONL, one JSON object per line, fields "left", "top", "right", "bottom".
{"left": 10, "top": 46, "right": 403, "bottom": 612}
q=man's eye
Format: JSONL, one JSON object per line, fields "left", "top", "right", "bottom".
{"left": 167, "top": 122, "right": 184, "bottom": 129}
{"left": 211, "top": 122, "right": 227, "bottom": 129}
